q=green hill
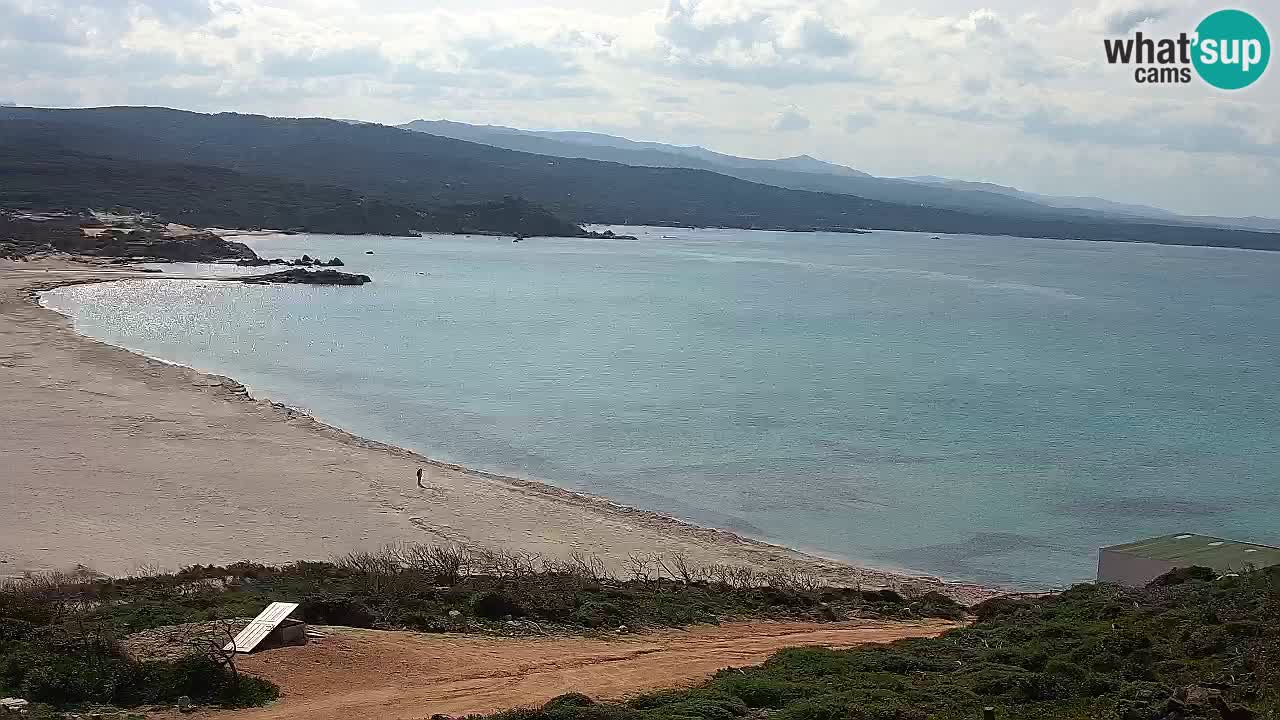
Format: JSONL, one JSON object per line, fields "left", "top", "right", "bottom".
{"left": 4, "top": 106, "right": 1280, "bottom": 250}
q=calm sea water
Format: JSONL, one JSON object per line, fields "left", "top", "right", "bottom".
{"left": 42, "top": 227, "right": 1280, "bottom": 588}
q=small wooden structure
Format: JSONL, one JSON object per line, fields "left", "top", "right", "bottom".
{"left": 224, "top": 602, "right": 308, "bottom": 654}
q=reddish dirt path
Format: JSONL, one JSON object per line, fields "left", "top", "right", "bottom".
{"left": 186, "top": 620, "right": 956, "bottom": 720}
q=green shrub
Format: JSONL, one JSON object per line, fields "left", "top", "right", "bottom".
{"left": 1147, "top": 565, "right": 1216, "bottom": 587}
{"left": 300, "top": 593, "right": 376, "bottom": 627}
{"left": 627, "top": 690, "right": 745, "bottom": 720}
{"left": 774, "top": 697, "right": 849, "bottom": 720}
{"left": 546, "top": 693, "right": 594, "bottom": 709}
{"left": 912, "top": 591, "right": 966, "bottom": 620}
{"left": 711, "top": 676, "right": 798, "bottom": 708}
{"left": 573, "top": 600, "right": 625, "bottom": 628}
{"left": 0, "top": 621, "right": 277, "bottom": 709}
{"left": 1042, "top": 658, "right": 1088, "bottom": 681}
{"left": 473, "top": 591, "right": 526, "bottom": 620}
{"left": 970, "top": 596, "right": 1031, "bottom": 622}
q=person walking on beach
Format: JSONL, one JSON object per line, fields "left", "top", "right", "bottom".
{"left": 416, "top": 467, "right": 426, "bottom": 489}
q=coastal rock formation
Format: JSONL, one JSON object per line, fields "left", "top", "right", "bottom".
{"left": 236, "top": 255, "right": 344, "bottom": 268}
{"left": 240, "top": 268, "right": 371, "bottom": 285}
{"left": 135, "top": 231, "right": 257, "bottom": 262}
{"left": 583, "top": 229, "right": 638, "bottom": 240}
{"left": 1, "top": 211, "right": 259, "bottom": 263}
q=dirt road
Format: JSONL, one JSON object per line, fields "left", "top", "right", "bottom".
{"left": 191, "top": 619, "right": 956, "bottom": 720}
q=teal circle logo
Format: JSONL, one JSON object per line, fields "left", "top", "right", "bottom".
{"left": 1193, "top": 9, "right": 1270, "bottom": 89}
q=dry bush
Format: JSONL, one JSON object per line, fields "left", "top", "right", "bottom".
{"left": 565, "top": 551, "right": 609, "bottom": 582}
{"left": 700, "top": 564, "right": 760, "bottom": 589}
{"left": 763, "top": 568, "right": 823, "bottom": 593}
{"left": 131, "top": 562, "right": 168, "bottom": 578}
{"left": 326, "top": 541, "right": 828, "bottom": 599}
{"left": 387, "top": 542, "right": 473, "bottom": 585}
{"left": 659, "top": 553, "right": 700, "bottom": 584}
{"left": 334, "top": 549, "right": 398, "bottom": 575}
{"left": 477, "top": 548, "right": 543, "bottom": 580}
{"left": 540, "top": 551, "right": 612, "bottom": 588}
{"left": 425, "top": 544, "right": 472, "bottom": 585}
{"left": 0, "top": 570, "right": 102, "bottom": 624}
{"left": 623, "top": 552, "right": 658, "bottom": 583}
{"left": 332, "top": 548, "right": 404, "bottom": 592}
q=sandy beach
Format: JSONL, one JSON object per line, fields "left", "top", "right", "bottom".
{"left": 0, "top": 259, "right": 994, "bottom": 601}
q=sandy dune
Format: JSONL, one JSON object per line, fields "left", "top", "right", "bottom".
{"left": 0, "top": 260, "right": 992, "bottom": 601}
{"left": 174, "top": 619, "right": 957, "bottom": 720}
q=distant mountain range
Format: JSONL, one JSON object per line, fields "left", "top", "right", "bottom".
{"left": 1, "top": 106, "right": 1277, "bottom": 250}
{"left": 403, "top": 119, "right": 871, "bottom": 177}
{"left": 894, "top": 176, "right": 1181, "bottom": 219}
{"left": 896, "top": 176, "right": 1280, "bottom": 233}
{"left": 402, "top": 119, "right": 1280, "bottom": 233}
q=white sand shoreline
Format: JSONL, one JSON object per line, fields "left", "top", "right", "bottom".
{"left": 1, "top": 259, "right": 1001, "bottom": 603}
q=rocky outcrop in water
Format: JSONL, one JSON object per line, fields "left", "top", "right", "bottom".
{"left": 583, "top": 229, "right": 638, "bottom": 240}
{"left": 240, "top": 268, "right": 371, "bottom": 285}
{"left": 236, "top": 255, "right": 344, "bottom": 268}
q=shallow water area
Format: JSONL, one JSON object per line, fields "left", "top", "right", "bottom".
{"left": 41, "top": 226, "right": 1280, "bottom": 588}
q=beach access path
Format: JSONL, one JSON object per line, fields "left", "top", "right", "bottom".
{"left": 0, "top": 259, "right": 994, "bottom": 603}
{"left": 161, "top": 619, "right": 958, "bottom": 720}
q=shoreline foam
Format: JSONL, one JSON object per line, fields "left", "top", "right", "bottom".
{"left": 1, "top": 259, "right": 1002, "bottom": 603}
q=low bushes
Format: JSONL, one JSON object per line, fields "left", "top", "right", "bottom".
{"left": 1, "top": 543, "right": 958, "bottom": 711}
{"left": 0, "top": 622, "right": 276, "bottom": 708}
{"left": 465, "top": 566, "right": 1280, "bottom": 720}
{"left": 2, "top": 545, "right": 959, "bottom": 641}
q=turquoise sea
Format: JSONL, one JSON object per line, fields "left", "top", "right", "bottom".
{"left": 41, "top": 227, "right": 1280, "bottom": 588}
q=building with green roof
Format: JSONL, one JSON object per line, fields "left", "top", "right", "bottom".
{"left": 1098, "top": 533, "right": 1280, "bottom": 587}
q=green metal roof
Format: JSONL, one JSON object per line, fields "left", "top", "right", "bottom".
{"left": 1103, "top": 534, "right": 1280, "bottom": 572}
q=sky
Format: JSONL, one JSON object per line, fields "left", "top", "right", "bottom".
{"left": 0, "top": 0, "right": 1276, "bottom": 217}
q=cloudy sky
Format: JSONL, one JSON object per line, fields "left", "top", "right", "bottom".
{"left": 1, "top": 0, "right": 1276, "bottom": 217}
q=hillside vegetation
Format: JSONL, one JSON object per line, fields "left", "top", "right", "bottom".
{"left": 0, "top": 122, "right": 583, "bottom": 238}
{"left": 0, "top": 544, "right": 960, "bottom": 712}
{"left": 4, "top": 107, "right": 1280, "bottom": 250}
{"left": 486, "top": 566, "right": 1278, "bottom": 720}
{"left": 4, "top": 544, "right": 1274, "bottom": 718}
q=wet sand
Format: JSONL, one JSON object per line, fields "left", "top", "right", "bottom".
{"left": 0, "top": 259, "right": 995, "bottom": 602}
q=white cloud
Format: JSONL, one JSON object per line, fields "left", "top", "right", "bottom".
{"left": 262, "top": 45, "right": 390, "bottom": 78}
{"left": 462, "top": 39, "right": 582, "bottom": 77}
{"left": 772, "top": 105, "right": 810, "bottom": 130}
{"left": 843, "top": 111, "right": 874, "bottom": 132}
{"left": 1069, "top": 0, "right": 1187, "bottom": 34}
{"left": 1103, "top": 5, "right": 1173, "bottom": 33}
{"left": 639, "top": 0, "right": 868, "bottom": 87}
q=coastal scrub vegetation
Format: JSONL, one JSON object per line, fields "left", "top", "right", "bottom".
{"left": 479, "top": 566, "right": 1280, "bottom": 720}
{"left": 0, "top": 544, "right": 960, "bottom": 711}
{"left": 0, "top": 587, "right": 277, "bottom": 710}
{"left": 3, "top": 550, "right": 1275, "bottom": 718}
